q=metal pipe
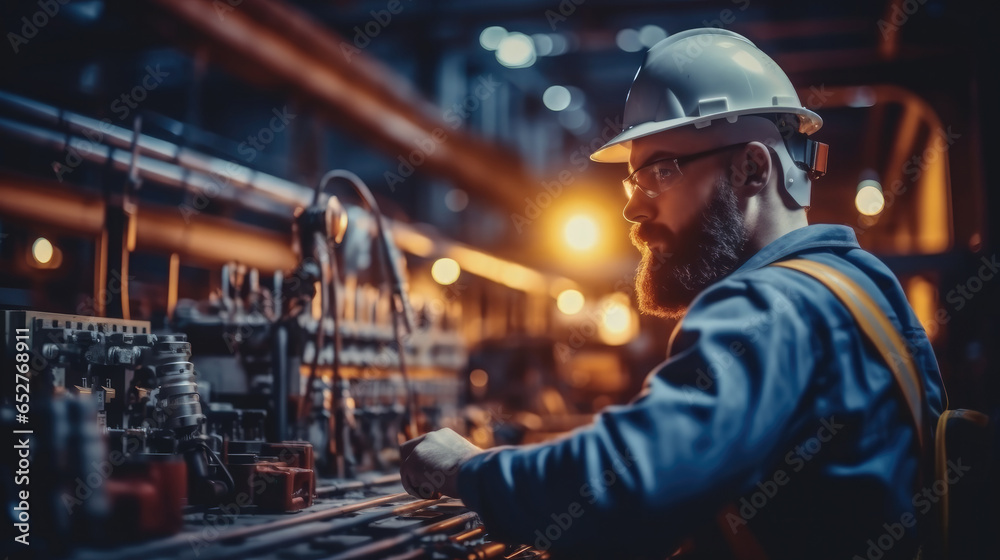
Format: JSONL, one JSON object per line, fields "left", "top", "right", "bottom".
{"left": 0, "top": 90, "right": 310, "bottom": 209}
{"left": 465, "top": 542, "right": 508, "bottom": 560}
{"left": 879, "top": 0, "right": 904, "bottom": 60}
{"left": 0, "top": 111, "right": 579, "bottom": 295}
{"left": 145, "top": 0, "right": 535, "bottom": 210}
{"left": 272, "top": 323, "right": 289, "bottom": 442}
{"left": 450, "top": 526, "right": 485, "bottom": 543}
{"left": 167, "top": 253, "right": 180, "bottom": 320}
{"left": 0, "top": 114, "right": 303, "bottom": 217}
{"left": 0, "top": 173, "right": 297, "bottom": 271}
{"left": 91, "top": 493, "right": 432, "bottom": 560}
{"left": 206, "top": 498, "right": 440, "bottom": 560}
{"left": 136, "top": 208, "right": 297, "bottom": 271}
{"left": 315, "top": 473, "right": 402, "bottom": 496}
{"left": 219, "top": 494, "right": 431, "bottom": 545}
{"left": 326, "top": 511, "right": 479, "bottom": 560}
{"left": 0, "top": 174, "right": 106, "bottom": 234}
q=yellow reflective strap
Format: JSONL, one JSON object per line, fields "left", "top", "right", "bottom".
{"left": 771, "top": 259, "right": 926, "bottom": 454}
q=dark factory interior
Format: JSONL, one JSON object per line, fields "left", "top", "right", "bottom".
{"left": 1, "top": 0, "right": 998, "bottom": 559}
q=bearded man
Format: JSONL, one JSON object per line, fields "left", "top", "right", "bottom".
{"left": 400, "top": 28, "right": 946, "bottom": 560}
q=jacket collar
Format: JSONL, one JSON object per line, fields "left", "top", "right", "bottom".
{"left": 732, "top": 224, "right": 860, "bottom": 275}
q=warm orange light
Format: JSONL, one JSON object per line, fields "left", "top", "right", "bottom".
{"left": 556, "top": 289, "right": 585, "bottom": 315}
{"left": 431, "top": 258, "right": 461, "bottom": 285}
{"left": 32, "top": 237, "right": 53, "bottom": 264}
{"left": 470, "top": 369, "right": 489, "bottom": 388}
{"left": 905, "top": 275, "right": 939, "bottom": 341}
{"left": 598, "top": 293, "right": 638, "bottom": 345}
{"left": 564, "top": 215, "right": 598, "bottom": 251}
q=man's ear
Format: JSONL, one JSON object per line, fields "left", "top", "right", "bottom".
{"left": 728, "top": 141, "right": 772, "bottom": 196}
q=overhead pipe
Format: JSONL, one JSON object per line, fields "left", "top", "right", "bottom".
{"left": 0, "top": 113, "right": 578, "bottom": 294}
{"left": 144, "top": 0, "right": 537, "bottom": 211}
{"left": 0, "top": 103, "right": 311, "bottom": 215}
{"left": 0, "top": 172, "right": 297, "bottom": 272}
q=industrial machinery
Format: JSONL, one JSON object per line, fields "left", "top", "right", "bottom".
{"left": 0, "top": 32, "right": 599, "bottom": 556}
{"left": 0, "top": 160, "right": 544, "bottom": 559}
{"left": 2, "top": 261, "right": 541, "bottom": 560}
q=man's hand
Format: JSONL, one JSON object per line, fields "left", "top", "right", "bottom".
{"left": 399, "top": 428, "right": 482, "bottom": 500}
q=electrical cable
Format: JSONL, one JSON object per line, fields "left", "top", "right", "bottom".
{"left": 199, "top": 438, "right": 235, "bottom": 492}
{"left": 314, "top": 169, "right": 419, "bottom": 440}
{"left": 299, "top": 231, "right": 330, "bottom": 436}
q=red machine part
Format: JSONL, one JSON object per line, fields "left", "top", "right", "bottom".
{"left": 226, "top": 441, "right": 316, "bottom": 512}
{"left": 103, "top": 457, "right": 187, "bottom": 540}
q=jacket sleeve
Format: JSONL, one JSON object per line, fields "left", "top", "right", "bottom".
{"left": 456, "top": 275, "right": 823, "bottom": 557}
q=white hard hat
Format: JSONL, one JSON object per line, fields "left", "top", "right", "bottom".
{"left": 591, "top": 28, "right": 828, "bottom": 207}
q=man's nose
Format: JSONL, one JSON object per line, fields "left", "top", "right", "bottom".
{"left": 623, "top": 192, "right": 655, "bottom": 224}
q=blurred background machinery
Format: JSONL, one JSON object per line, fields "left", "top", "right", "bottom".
{"left": 1, "top": 0, "right": 997, "bottom": 558}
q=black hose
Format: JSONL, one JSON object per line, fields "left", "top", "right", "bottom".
{"left": 299, "top": 231, "right": 330, "bottom": 435}
{"left": 314, "top": 169, "right": 419, "bottom": 439}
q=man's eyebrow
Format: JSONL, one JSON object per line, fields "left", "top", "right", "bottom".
{"left": 628, "top": 151, "right": 679, "bottom": 174}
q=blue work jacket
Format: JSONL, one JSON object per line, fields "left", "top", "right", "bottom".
{"left": 457, "top": 224, "right": 947, "bottom": 559}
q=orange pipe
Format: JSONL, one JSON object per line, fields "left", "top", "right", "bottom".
{"left": 0, "top": 174, "right": 296, "bottom": 272}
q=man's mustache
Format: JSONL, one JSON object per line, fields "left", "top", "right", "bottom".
{"left": 630, "top": 223, "right": 674, "bottom": 250}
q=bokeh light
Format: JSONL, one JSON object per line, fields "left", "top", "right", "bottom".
{"left": 32, "top": 237, "right": 53, "bottom": 264}
{"left": 496, "top": 32, "right": 536, "bottom": 68}
{"left": 479, "top": 26, "right": 507, "bottom": 50}
{"left": 431, "top": 257, "right": 461, "bottom": 285}
{"left": 557, "top": 289, "right": 585, "bottom": 315}
{"left": 564, "top": 215, "right": 598, "bottom": 251}
{"left": 856, "top": 180, "right": 885, "bottom": 216}
{"left": 543, "top": 85, "right": 572, "bottom": 111}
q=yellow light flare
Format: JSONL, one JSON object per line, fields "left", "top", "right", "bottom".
{"left": 556, "top": 289, "right": 585, "bottom": 315}
{"left": 564, "top": 215, "right": 598, "bottom": 251}
{"left": 431, "top": 257, "right": 461, "bottom": 285}
{"left": 32, "top": 237, "right": 53, "bottom": 264}
{"left": 598, "top": 293, "right": 638, "bottom": 346}
{"left": 603, "top": 304, "right": 630, "bottom": 331}
{"left": 855, "top": 181, "right": 885, "bottom": 216}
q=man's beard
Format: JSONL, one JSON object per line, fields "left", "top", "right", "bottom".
{"left": 630, "top": 178, "right": 750, "bottom": 319}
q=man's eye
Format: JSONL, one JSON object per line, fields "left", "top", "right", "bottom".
{"left": 652, "top": 166, "right": 675, "bottom": 181}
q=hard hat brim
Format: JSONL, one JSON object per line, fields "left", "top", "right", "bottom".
{"left": 590, "top": 107, "right": 823, "bottom": 163}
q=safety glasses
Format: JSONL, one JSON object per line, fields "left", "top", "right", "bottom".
{"left": 623, "top": 143, "right": 746, "bottom": 200}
